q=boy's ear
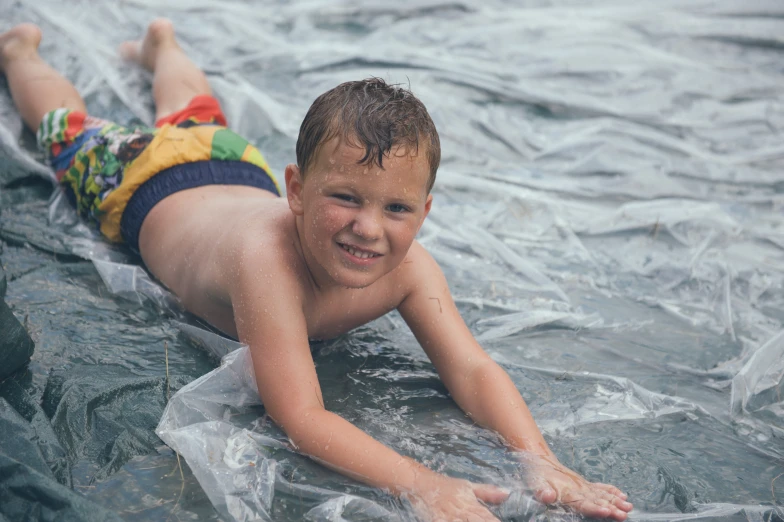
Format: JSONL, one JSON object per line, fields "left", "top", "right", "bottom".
{"left": 416, "top": 194, "right": 433, "bottom": 234}
{"left": 285, "top": 164, "right": 304, "bottom": 216}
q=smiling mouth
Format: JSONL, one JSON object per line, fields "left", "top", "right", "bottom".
{"left": 338, "top": 243, "right": 381, "bottom": 259}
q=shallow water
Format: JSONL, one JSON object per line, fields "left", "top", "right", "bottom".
{"left": 1, "top": 0, "right": 783, "bottom": 520}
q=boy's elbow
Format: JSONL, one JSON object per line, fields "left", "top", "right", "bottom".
{"left": 268, "top": 405, "right": 329, "bottom": 447}
{"left": 451, "top": 358, "right": 505, "bottom": 400}
{"left": 456, "top": 354, "right": 501, "bottom": 388}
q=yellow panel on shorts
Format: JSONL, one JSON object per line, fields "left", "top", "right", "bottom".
{"left": 241, "top": 145, "right": 281, "bottom": 194}
{"left": 97, "top": 125, "right": 218, "bottom": 242}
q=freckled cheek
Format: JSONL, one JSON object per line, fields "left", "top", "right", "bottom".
{"left": 311, "top": 205, "right": 353, "bottom": 236}
{"left": 387, "top": 221, "right": 419, "bottom": 249}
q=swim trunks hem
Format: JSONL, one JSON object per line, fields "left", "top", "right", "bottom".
{"left": 120, "top": 160, "right": 279, "bottom": 252}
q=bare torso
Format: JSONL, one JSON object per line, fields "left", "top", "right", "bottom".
{"left": 137, "top": 185, "right": 407, "bottom": 340}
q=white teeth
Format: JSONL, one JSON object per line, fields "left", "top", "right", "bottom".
{"left": 341, "top": 244, "right": 376, "bottom": 259}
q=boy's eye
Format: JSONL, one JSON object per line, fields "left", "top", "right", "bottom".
{"left": 333, "top": 194, "right": 357, "bottom": 203}
{"left": 387, "top": 203, "right": 410, "bottom": 214}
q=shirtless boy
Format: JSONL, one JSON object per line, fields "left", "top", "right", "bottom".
{"left": 0, "top": 19, "right": 633, "bottom": 521}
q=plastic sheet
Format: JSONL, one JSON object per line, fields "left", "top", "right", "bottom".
{"left": 0, "top": 265, "right": 34, "bottom": 379}
{"left": 156, "top": 328, "right": 544, "bottom": 522}
{"left": 1, "top": 0, "right": 784, "bottom": 520}
{"left": 92, "top": 259, "right": 184, "bottom": 317}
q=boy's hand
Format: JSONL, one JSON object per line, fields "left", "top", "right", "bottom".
{"left": 405, "top": 474, "right": 509, "bottom": 522}
{"left": 520, "top": 453, "right": 633, "bottom": 521}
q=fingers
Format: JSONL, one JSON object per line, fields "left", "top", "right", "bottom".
{"left": 608, "top": 493, "right": 633, "bottom": 512}
{"left": 521, "top": 454, "right": 633, "bottom": 519}
{"left": 535, "top": 480, "right": 633, "bottom": 518}
{"left": 416, "top": 495, "right": 501, "bottom": 522}
{"left": 458, "top": 494, "right": 501, "bottom": 522}
{"left": 592, "top": 485, "right": 633, "bottom": 512}
{"left": 566, "top": 498, "right": 629, "bottom": 521}
{"left": 411, "top": 478, "right": 505, "bottom": 522}
{"left": 466, "top": 504, "right": 501, "bottom": 522}
{"left": 596, "top": 482, "right": 628, "bottom": 500}
{"left": 600, "top": 493, "right": 633, "bottom": 513}
{"left": 534, "top": 485, "right": 558, "bottom": 504}
{"left": 561, "top": 490, "right": 633, "bottom": 520}
{"left": 471, "top": 483, "right": 510, "bottom": 505}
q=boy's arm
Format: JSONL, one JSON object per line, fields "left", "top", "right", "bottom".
{"left": 229, "top": 250, "right": 507, "bottom": 521}
{"left": 397, "top": 242, "right": 633, "bottom": 521}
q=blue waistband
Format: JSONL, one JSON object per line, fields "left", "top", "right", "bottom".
{"left": 120, "top": 160, "right": 280, "bottom": 252}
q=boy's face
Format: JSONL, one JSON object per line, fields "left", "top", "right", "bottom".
{"left": 286, "top": 137, "right": 433, "bottom": 289}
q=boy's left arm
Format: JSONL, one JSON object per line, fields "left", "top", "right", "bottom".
{"left": 397, "top": 243, "right": 633, "bottom": 521}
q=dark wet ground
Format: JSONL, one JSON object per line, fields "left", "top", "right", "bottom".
{"left": 1, "top": 0, "right": 783, "bottom": 520}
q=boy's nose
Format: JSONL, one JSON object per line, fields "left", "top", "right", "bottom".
{"left": 351, "top": 209, "right": 383, "bottom": 240}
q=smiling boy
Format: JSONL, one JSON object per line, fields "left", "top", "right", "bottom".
{"left": 0, "top": 19, "right": 632, "bottom": 521}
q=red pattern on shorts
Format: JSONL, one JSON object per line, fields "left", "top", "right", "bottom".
{"left": 154, "top": 94, "right": 228, "bottom": 127}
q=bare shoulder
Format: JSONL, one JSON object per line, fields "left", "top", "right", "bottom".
{"left": 228, "top": 206, "right": 307, "bottom": 300}
{"left": 393, "top": 240, "right": 445, "bottom": 298}
{"left": 225, "top": 207, "right": 313, "bottom": 340}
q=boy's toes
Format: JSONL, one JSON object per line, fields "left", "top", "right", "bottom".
{"left": 0, "top": 23, "right": 42, "bottom": 66}
{"left": 0, "top": 23, "right": 42, "bottom": 46}
{"left": 118, "top": 40, "right": 141, "bottom": 63}
{"left": 145, "top": 18, "right": 176, "bottom": 44}
{"left": 124, "top": 18, "right": 178, "bottom": 71}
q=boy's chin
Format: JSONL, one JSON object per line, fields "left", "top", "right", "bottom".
{"left": 327, "top": 265, "right": 385, "bottom": 290}
{"left": 331, "top": 272, "right": 381, "bottom": 290}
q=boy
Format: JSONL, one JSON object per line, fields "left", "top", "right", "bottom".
{"left": 0, "top": 19, "right": 633, "bottom": 521}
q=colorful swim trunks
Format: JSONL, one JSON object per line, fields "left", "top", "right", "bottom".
{"left": 38, "top": 95, "right": 281, "bottom": 251}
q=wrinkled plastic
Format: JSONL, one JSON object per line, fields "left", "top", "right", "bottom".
{"left": 731, "top": 329, "right": 784, "bottom": 416}
{"left": 156, "top": 328, "right": 545, "bottom": 522}
{"left": 0, "top": 264, "right": 35, "bottom": 378}
{"left": 92, "top": 258, "right": 184, "bottom": 316}
{"left": 155, "top": 339, "right": 280, "bottom": 522}
{"left": 1, "top": 0, "right": 784, "bottom": 520}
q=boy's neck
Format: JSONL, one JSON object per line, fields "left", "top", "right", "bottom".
{"left": 293, "top": 215, "right": 338, "bottom": 294}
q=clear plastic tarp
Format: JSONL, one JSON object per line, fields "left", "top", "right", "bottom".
{"left": 1, "top": 0, "right": 783, "bottom": 520}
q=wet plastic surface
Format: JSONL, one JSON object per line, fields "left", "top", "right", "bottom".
{"left": 1, "top": 0, "right": 783, "bottom": 520}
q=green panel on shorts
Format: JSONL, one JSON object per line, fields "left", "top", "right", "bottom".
{"left": 211, "top": 129, "right": 249, "bottom": 161}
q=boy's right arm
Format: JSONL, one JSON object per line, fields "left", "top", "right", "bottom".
{"left": 230, "top": 254, "right": 508, "bottom": 521}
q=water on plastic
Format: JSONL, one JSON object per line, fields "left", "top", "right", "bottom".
{"left": 1, "top": 0, "right": 783, "bottom": 520}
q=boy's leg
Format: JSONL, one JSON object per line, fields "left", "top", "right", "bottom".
{"left": 119, "top": 19, "right": 212, "bottom": 122}
{"left": 0, "top": 24, "right": 87, "bottom": 132}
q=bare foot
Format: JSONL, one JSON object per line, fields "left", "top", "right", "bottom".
{"left": 119, "top": 18, "right": 179, "bottom": 72}
{"left": 0, "top": 23, "right": 42, "bottom": 71}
